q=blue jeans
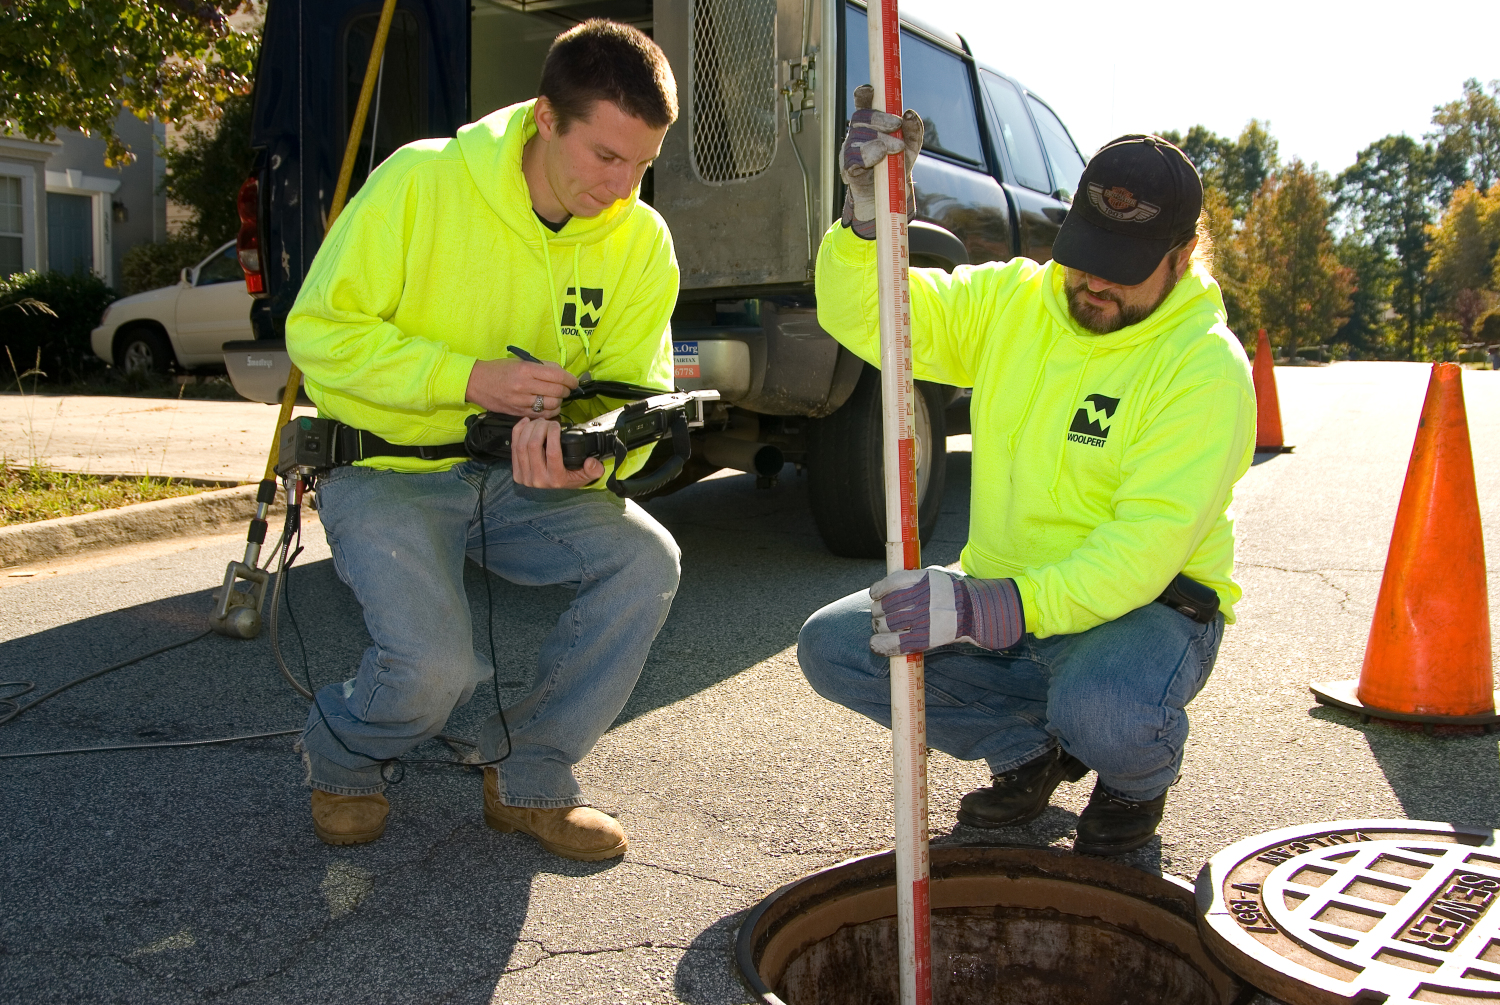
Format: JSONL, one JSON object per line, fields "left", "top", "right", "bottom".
{"left": 798, "top": 589, "right": 1223, "bottom": 801}
{"left": 298, "top": 461, "right": 680, "bottom": 807}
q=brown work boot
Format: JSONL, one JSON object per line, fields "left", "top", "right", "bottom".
{"left": 311, "top": 789, "right": 389, "bottom": 846}
{"left": 483, "top": 767, "right": 627, "bottom": 861}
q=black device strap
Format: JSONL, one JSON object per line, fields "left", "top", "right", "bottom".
{"left": 565, "top": 377, "right": 665, "bottom": 403}
{"left": 333, "top": 424, "right": 469, "bottom": 464}
{"left": 605, "top": 411, "right": 691, "bottom": 499}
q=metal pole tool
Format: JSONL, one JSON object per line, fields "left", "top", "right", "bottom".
{"left": 211, "top": 0, "right": 402, "bottom": 638}
{"left": 867, "top": 1, "right": 932, "bottom": 1001}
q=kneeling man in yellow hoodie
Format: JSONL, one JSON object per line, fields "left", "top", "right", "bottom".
{"left": 799, "top": 88, "right": 1256, "bottom": 857}
{"left": 286, "top": 21, "right": 681, "bottom": 859}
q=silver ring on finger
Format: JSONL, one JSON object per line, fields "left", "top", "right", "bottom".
{"left": 532, "top": 395, "right": 545, "bottom": 413}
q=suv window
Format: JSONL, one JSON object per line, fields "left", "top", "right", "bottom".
{"left": 1027, "top": 95, "right": 1087, "bottom": 201}
{"left": 197, "top": 244, "right": 244, "bottom": 286}
{"left": 344, "top": 9, "right": 426, "bottom": 195}
{"left": 844, "top": 7, "right": 984, "bottom": 166}
{"left": 980, "top": 72, "right": 1050, "bottom": 193}
{"left": 899, "top": 34, "right": 982, "bottom": 164}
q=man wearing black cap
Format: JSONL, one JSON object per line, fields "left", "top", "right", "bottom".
{"left": 796, "top": 90, "right": 1256, "bottom": 856}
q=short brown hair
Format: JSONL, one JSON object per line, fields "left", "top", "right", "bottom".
{"left": 539, "top": 20, "right": 678, "bottom": 132}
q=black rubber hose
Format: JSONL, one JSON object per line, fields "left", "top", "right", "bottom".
{"left": 0, "top": 728, "right": 302, "bottom": 760}
{"left": 0, "top": 631, "right": 213, "bottom": 728}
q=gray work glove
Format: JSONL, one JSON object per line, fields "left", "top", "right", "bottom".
{"left": 870, "top": 568, "right": 1024, "bottom": 656}
{"left": 840, "top": 83, "right": 924, "bottom": 240}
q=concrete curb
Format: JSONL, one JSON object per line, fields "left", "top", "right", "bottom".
{"left": 0, "top": 484, "right": 285, "bottom": 569}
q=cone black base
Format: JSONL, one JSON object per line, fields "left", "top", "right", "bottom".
{"left": 1311, "top": 679, "right": 1500, "bottom": 733}
{"left": 1254, "top": 445, "right": 1295, "bottom": 454}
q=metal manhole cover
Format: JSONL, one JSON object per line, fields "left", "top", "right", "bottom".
{"left": 1198, "top": 820, "right": 1500, "bottom": 1004}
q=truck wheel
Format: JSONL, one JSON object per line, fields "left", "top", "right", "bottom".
{"left": 114, "top": 326, "right": 174, "bottom": 376}
{"left": 807, "top": 365, "right": 947, "bottom": 559}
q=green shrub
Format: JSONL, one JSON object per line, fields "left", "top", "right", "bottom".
{"left": 120, "top": 237, "right": 212, "bottom": 296}
{"left": 1477, "top": 310, "right": 1500, "bottom": 344}
{"left": 162, "top": 90, "right": 256, "bottom": 246}
{"left": 0, "top": 271, "right": 116, "bottom": 383}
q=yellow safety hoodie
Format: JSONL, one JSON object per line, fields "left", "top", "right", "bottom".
{"left": 286, "top": 100, "right": 678, "bottom": 479}
{"left": 816, "top": 224, "right": 1256, "bottom": 636}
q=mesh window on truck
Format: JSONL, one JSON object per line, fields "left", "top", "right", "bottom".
{"left": 690, "top": 0, "right": 778, "bottom": 183}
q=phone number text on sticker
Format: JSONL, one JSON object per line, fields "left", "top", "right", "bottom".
{"left": 674, "top": 340, "right": 700, "bottom": 380}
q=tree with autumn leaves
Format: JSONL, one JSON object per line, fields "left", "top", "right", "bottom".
{"left": 1165, "top": 125, "right": 1353, "bottom": 359}
{"left": 1239, "top": 162, "right": 1354, "bottom": 362}
{"left": 1428, "top": 182, "right": 1500, "bottom": 343}
{"left": 1169, "top": 76, "right": 1500, "bottom": 361}
{"left": 0, "top": 0, "right": 259, "bottom": 167}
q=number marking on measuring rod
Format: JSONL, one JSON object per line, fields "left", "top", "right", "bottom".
{"left": 869, "top": 0, "right": 932, "bottom": 1001}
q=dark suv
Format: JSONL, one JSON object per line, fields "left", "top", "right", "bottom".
{"left": 227, "top": 0, "right": 1088, "bottom": 557}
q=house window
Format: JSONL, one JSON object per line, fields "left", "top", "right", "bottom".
{"left": 47, "top": 191, "right": 93, "bottom": 275}
{"left": 0, "top": 176, "right": 22, "bottom": 280}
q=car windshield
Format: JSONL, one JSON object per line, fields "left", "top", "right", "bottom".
{"left": 197, "top": 244, "right": 244, "bottom": 286}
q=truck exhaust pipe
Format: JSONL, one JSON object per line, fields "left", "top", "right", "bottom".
{"left": 700, "top": 434, "right": 784, "bottom": 478}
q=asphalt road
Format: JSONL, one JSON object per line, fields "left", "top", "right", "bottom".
{"left": 2, "top": 361, "right": 1498, "bottom": 1004}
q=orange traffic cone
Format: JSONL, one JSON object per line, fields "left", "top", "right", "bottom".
{"left": 1312, "top": 363, "right": 1498, "bottom": 732}
{"left": 1253, "top": 329, "right": 1292, "bottom": 453}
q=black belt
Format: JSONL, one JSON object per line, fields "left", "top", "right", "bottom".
{"left": 334, "top": 424, "right": 470, "bottom": 463}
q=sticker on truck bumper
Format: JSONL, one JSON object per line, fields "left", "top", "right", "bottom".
{"left": 674, "top": 340, "right": 700, "bottom": 380}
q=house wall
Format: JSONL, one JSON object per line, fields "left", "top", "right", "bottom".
{"left": 45, "top": 111, "right": 167, "bottom": 287}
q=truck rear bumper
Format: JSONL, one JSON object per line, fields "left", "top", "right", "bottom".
{"left": 223, "top": 340, "right": 310, "bottom": 405}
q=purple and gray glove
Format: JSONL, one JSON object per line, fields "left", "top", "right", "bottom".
{"left": 840, "top": 83, "right": 924, "bottom": 240}
{"left": 869, "top": 568, "right": 1024, "bottom": 656}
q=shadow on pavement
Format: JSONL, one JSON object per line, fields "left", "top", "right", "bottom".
{"left": 1309, "top": 705, "right": 1500, "bottom": 825}
{"left": 622, "top": 453, "right": 968, "bottom": 729}
{"left": 675, "top": 908, "right": 754, "bottom": 1005}
{"left": 0, "top": 448, "right": 973, "bottom": 1004}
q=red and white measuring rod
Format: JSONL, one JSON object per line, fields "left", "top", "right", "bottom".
{"left": 868, "top": 0, "right": 932, "bottom": 1002}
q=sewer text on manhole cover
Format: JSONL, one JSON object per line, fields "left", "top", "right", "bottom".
{"left": 1198, "top": 820, "right": 1500, "bottom": 1004}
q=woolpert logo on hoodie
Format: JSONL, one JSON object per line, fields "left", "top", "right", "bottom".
{"left": 561, "top": 286, "right": 604, "bottom": 337}
{"left": 1067, "top": 394, "right": 1120, "bottom": 448}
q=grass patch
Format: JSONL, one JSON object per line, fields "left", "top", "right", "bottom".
{"left": 33, "top": 369, "right": 246, "bottom": 400}
{"left": 0, "top": 465, "right": 220, "bottom": 526}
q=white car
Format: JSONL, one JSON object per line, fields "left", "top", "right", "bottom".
{"left": 91, "top": 241, "right": 253, "bottom": 374}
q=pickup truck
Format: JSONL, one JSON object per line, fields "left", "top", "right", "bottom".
{"left": 226, "top": 0, "right": 1088, "bottom": 558}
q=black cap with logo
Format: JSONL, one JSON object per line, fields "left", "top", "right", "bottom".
{"left": 1051, "top": 134, "right": 1203, "bottom": 286}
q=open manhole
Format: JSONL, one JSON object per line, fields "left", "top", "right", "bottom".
{"left": 737, "top": 822, "right": 1500, "bottom": 1004}
{"left": 737, "top": 844, "right": 1245, "bottom": 1005}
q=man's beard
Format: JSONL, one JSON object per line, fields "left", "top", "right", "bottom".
{"left": 1065, "top": 274, "right": 1176, "bottom": 334}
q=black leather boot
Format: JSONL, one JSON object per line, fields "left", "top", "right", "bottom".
{"left": 1073, "top": 780, "right": 1167, "bottom": 856}
{"left": 956, "top": 747, "right": 1089, "bottom": 828}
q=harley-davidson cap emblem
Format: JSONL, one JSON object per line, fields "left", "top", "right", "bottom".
{"left": 1088, "top": 182, "right": 1161, "bottom": 223}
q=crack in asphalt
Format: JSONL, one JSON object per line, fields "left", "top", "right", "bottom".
{"left": 628, "top": 858, "right": 747, "bottom": 891}
{"left": 1238, "top": 563, "right": 1363, "bottom": 614}
{"left": 1313, "top": 571, "right": 1356, "bottom": 613}
{"left": 1238, "top": 562, "right": 1379, "bottom": 576}
{"left": 499, "top": 938, "right": 695, "bottom": 976}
